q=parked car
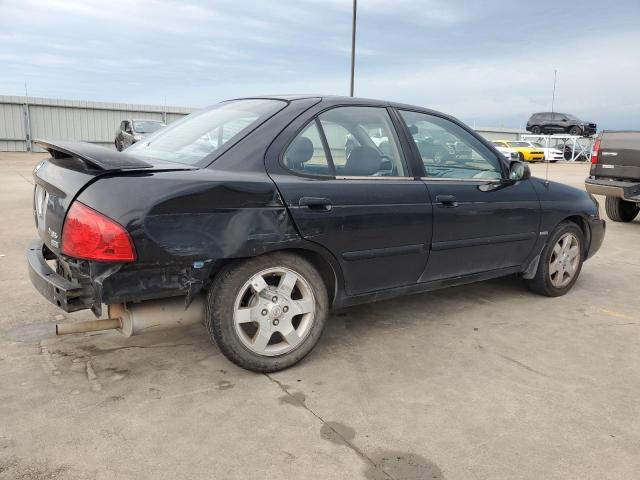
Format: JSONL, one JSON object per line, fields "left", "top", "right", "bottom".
{"left": 526, "top": 112, "right": 597, "bottom": 137}
{"left": 115, "top": 119, "right": 165, "bottom": 151}
{"left": 551, "top": 140, "right": 591, "bottom": 161}
{"left": 585, "top": 130, "right": 640, "bottom": 222}
{"left": 527, "top": 141, "right": 564, "bottom": 162}
{"left": 28, "top": 96, "right": 605, "bottom": 372}
{"left": 492, "top": 140, "right": 545, "bottom": 162}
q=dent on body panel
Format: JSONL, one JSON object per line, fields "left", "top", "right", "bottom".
{"left": 144, "top": 207, "right": 299, "bottom": 258}
{"left": 142, "top": 174, "right": 300, "bottom": 259}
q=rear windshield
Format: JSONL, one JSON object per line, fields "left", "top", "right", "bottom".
{"left": 133, "top": 120, "right": 164, "bottom": 133}
{"left": 127, "top": 99, "right": 286, "bottom": 165}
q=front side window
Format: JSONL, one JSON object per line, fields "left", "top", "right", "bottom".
{"left": 399, "top": 110, "right": 502, "bottom": 180}
{"left": 127, "top": 99, "right": 285, "bottom": 165}
{"left": 319, "top": 107, "right": 408, "bottom": 177}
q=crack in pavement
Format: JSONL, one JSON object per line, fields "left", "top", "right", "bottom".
{"left": 264, "top": 373, "right": 395, "bottom": 480}
{"left": 496, "top": 353, "right": 548, "bottom": 377}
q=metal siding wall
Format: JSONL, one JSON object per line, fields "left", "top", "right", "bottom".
{"left": 0, "top": 102, "right": 26, "bottom": 150}
{"left": 0, "top": 95, "right": 195, "bottom": 152}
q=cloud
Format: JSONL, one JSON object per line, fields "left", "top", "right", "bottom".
{"left": 0, "top": 0, "right": 638, "bottom": 129}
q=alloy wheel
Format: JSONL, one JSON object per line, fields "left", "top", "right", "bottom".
{"left": 233, "top": 267, "right": 316, "bottom": 356}
{"left": 549, "top": 233, "right": 580, "bottom": 288}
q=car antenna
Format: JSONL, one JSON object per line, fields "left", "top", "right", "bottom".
{"left": 545, "top": 69, "right": 558, "bottom": 185}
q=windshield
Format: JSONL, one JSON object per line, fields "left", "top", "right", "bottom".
{"left": 507, "top": 141, "right": 531, "bottom": 147}
{"left": 532, "top": 142, "right": 544, "bottom": 148}
{"left": 133, "top": 120, "right": 164, "bottom": 134}
{"left": 127, "top": 99, "right": 286, "bottom": 165}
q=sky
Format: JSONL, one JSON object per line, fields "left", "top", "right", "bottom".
{"left": 1, "top": 0, "right": 639, "bottom": 129}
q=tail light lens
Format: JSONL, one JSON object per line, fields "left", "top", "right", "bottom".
{"left": 591, "top": 139, "right": 601, "bottom": 164}
{"left": 61, "top": 202, "right": 136, "bottom": 262}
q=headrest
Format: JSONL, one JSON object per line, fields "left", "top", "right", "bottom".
{"left": 286, "top": 136, "right": 314, "bottom": 169}
{"left": 408, "top": 124, "right": 419, "bottom": 135}
{"left": 344, "top": 145, "right": 381, "bottom": 176}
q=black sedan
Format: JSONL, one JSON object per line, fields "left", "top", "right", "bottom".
{"left": 27, "top": 95, "right": 605, "bottom": 372}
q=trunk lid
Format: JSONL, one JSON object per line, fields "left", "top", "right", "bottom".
{"left": 591, "top": 131, "right": 640, "bottom": 180}
{"left": 32, "top": 140, "right": 196, "bottom": 254}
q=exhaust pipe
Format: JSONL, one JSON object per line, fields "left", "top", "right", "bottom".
{"left": 55, "top": 295, "right": 204, "bottom": 337}
{"left": 56, "top": 318, "right": 122, "bottom": 335}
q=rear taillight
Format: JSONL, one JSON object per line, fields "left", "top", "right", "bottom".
{"left": 61, "top": 202, "right": 136, "bottom": 262}
{"left": 591, "top": 139, "right": 601, "bottom": 164}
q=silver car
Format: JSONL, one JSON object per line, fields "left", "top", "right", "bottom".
{"left": 115, "top": 119, "right": 165, "bottom": 151}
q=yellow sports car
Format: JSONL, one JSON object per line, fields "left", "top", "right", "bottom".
{"left": 492, "top": 140, "right": 545, "bottom": 162}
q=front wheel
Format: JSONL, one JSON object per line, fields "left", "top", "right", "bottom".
{"left": 206, "top": 252, "right": 329, "bottom": 372}
{"left": 605, "top": 196, "right": 640, "bottom": 222}
{"left": 531, "top": 125, "right": 541, "bottom": 134}
{"left": 525, "top": 222, "right": 584, "bottom": 297}
{"left": 568, "top": 125, "right": 582, "bottom": 136}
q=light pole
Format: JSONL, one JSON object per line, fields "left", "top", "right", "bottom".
{"left": 551, "top": 69, "right": 557, "bottom": 113}
{"left": 349, "top": 0, "right": 357, "bottom": 97}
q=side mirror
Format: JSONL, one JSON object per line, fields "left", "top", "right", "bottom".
{"left": 508, "top": 160, "right": 530, "bottom": 182}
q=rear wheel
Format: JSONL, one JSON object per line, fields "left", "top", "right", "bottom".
{"left": 605, "top": 196, "right": 640, "bottom": 222}
{"left": 531, "top": 125, "right": 541, "bottom": 135}
{"left": 526, "top": 222, "right": 584, "bottom": 297}
{"left": 206, "top": 252, "right": 328, "bottom": 372}
{"left": 568, "top": 125, "right": 582, "bottom": 136}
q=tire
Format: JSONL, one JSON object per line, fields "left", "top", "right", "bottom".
{"left": 518, "top": 152, "right": 525, "bottom": 162}
{"left": 605, "top": 196, "right": 640, "bottom": 222}
{"left": 531, "top": 126, "right": 541, "bottom": 135}
{"left": 568, "top": 125, "right": 582, "bottom": 136}
{"left": 205, "top": 252, "right": 329, "bottom": 372}
{"left": 525, "top": 222, "right": 584, "bottom": 297}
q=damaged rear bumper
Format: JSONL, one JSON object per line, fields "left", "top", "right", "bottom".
{"left": 27, "top": 239, "right": 214, "bottom": 315}
{"left": 26, "top": 239, "right": 94, "bottom": 312}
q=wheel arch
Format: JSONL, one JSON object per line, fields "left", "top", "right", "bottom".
{"left": 208, "top": 245, "right": 344, "bottom": 307}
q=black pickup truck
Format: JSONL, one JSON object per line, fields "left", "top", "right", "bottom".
{"left": 586, "top": 131, "right": 640, "bottom": 222}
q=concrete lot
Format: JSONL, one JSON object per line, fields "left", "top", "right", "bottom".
{"left": 1, "top": 153, "right": 639, "bottom": 480}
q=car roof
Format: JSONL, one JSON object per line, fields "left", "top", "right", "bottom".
{"left": 226, "top": 94, "right": 450, "bottom": 115}
{"left": 531, "top": 112, "right": 569, "bottom": 116}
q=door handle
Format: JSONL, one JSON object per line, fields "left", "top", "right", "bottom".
{"left": 299, "top": 197, "right": 332, "bottom": 211}
{"left": 436, "top": 194, "right": 458, "bottom": 207}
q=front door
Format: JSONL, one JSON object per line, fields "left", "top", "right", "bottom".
{"left": 267, "top": 105, "right": 433, "bottom": 296}
{"left": 397, "top": 110, "right": 541, "bottom": 282}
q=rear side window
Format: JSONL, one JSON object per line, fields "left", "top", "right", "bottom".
{"left": 127, "top": 99, "right": 285, "bottom": 165}
{"left": 319, "top": 106, "right": 408, "bottom": 177}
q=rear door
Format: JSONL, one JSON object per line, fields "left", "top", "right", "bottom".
{"left": 396, "top": 110, "right": 541, "bottom": 282}
{"left": 266, "top": 105, "right": 433, "bottom": 296}
{"left": 592, "top": 131, "right": 640, "bottom": 180}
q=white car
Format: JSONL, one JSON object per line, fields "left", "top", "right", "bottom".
{"left": 527, "top": 141, "right": 564, "bottom": 162}
{"left": 491, "top": 142, "right": 518, "bottom": 160}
